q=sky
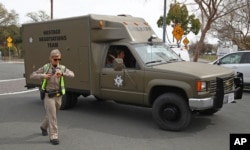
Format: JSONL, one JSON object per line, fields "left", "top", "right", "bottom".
{"left": 0, "top": 0, "right": 216, "bottom": 44}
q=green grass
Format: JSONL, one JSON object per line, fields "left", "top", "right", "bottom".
{"left": 199, "top": 55, "right": 217, "bottom": 61}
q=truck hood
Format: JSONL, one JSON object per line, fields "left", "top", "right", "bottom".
{"left": 151, "top": 61, "right": 234, "bottom": 78}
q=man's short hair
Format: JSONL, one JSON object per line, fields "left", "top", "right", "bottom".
{"left": 50, "top": 49, "right": 61, "bottom": 57}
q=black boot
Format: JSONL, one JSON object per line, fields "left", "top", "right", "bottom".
{"left": 40, "top": 127, "right": 48, "bottom": 136}
{"left": 50, "top": 139, "right": 59, "bottom": 145}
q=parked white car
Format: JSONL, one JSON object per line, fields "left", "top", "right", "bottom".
{"left": 210, "top": 51, "right": 250, "bottom": 88}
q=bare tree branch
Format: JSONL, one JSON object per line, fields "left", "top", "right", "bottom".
{"left": 191, "top": 0, "right": 249, "bottom": 61}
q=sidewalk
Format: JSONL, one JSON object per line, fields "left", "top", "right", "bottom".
{"left": 0, "top": 57, "right": 24, "bottom": 63}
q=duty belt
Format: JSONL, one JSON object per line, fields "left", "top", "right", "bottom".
{"left": 46, "top": 90, "right": 61, "bottom": 97}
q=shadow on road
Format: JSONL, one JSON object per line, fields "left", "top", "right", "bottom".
{"left": 59, "top": 96, "right": 213, "bottom": 138}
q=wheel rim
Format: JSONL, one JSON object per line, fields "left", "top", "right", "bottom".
{"left": 161, "top": 105, "right": 180, "bottom": 121}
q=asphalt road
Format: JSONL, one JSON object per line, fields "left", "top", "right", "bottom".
{"left": 0, "top": 61, "right": 250, "bottom": 150}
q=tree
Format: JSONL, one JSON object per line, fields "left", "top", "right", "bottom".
{"left": 0, "top": 25, "right": 21, "bottom": 57}
{"left": 192, "top": 0, "right": 249, "bottom": 61}
{"left": 0, "top": 3, "right": 20, "bottom": 57}
{"left": 26, "top": 10, "right": 50, "bottom": 22}
{"left": 212, "top": 0, "right": 250, "bottom": 50}
{"left": 157, "top": 2, "right": 200, "bottom": 46}
{"left": 0, "top": 3, "right": 19, "bottom": 26}
{"left": 0, "top": 3, "right": 19, "bottom": 41}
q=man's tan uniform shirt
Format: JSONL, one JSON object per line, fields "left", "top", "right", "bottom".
{"left": 30, "top": 64, "right": 74, "bottom": 90}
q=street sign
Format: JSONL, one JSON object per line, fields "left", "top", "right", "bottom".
{"left": 172, "top": 33, "right": 182, "bottom": 41}
{"left": 172, "top": 24, "right": 184, "bottom": 41}
{"left": 7, "top": 36, "right": 13, "bottom": 43}
{"left": 6, "top": 36, "right": 13, "bottom": 48}
{"left": 183, "top": 37, "right": 189, "bottom": 45}
{"left": 7, "top": 42, "right": 13, "bottom": 48}
{"left": 6, "top": 36, "right": 13, "bottom": 60}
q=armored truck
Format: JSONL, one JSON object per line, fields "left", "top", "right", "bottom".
{"left": 22, "top": 14, "right": 243, "bottom": 131}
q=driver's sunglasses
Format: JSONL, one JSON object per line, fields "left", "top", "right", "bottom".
{"left": 53, "top": 58, "right": 61, "bottom": 61}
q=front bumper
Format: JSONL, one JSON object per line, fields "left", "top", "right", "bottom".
{"left": 189, "top": 72, "right": 243, "bottom": 110}
{"left": 189, "top": 93, "right": 234, "bottom": 110}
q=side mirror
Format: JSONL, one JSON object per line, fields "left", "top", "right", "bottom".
{"left": 217, "top": 59, "right": 221, "bottom": 65}
{"left": 148, "top": 34, "right": 157, "bottom": 42}
{"left": 113, "top": 58, "right": 124, "bottom": 71}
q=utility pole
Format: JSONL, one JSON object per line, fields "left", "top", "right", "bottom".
{"left": 51, "top": 0, "right": 53, "bottom": 20}
{"left": 163, "top": 0, "right": 167, "bottom": 43}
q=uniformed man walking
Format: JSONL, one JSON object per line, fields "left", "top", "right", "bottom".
{"left": 30, "top": 49, "right": 74, "bottom": 145}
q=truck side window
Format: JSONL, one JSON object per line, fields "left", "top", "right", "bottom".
{"left": 105, "top": 46, "right": 138, "bottom": 69}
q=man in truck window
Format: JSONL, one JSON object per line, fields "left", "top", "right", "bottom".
{"left": 30, "top": 49, "right": 74, "bottom": 145}
{"left": 105, "top": 47, "right": 125, "bottom": 67}
{"left": 117, "top": 47, "right": 138, "bottom": 68}
{"left": 116, "top": 49, "right": 125, "bottom": 59}
{"left": 105, "top": 46, "right": 138, "bottom": 69}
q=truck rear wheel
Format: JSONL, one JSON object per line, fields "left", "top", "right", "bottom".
{"left": 60, "top": 92, "right": 72, "bottom": 110}
{"left": 70, "top": 93, "right": 79, "bottom": 108}
{"left": 152, "top": 93, "right": 191, "bottom": 131}
{"left": 60, "top": 92, "right": 79, "bottom": 110}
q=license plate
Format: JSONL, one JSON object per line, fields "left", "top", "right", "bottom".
{"left": 223, "top": 93, "right": 235, "bottom": 103}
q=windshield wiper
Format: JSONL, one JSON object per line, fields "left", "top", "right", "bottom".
{"left": 145, "top": 60, "right": 162, "bottom": 64}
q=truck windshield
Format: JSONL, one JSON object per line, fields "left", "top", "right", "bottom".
{"left": 133, "top": 43, "right": 182, "bottom": 65}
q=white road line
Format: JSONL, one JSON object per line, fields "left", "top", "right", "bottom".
{"left": 0, "top": 62, "right": 24, "bottom": 64}
{"left": 0, "top": 78, "right": 24, "bottom": 82}
{"left": 0, "top": 89, "right": 38, "bottom": 96}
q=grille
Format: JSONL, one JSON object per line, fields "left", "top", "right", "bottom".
{"left": 209, "top": 73, "right": 235, "bottom": 95}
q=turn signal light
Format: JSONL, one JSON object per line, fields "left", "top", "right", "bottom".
{"left": 196, "top": 81, "right": 207, "bottom": 92}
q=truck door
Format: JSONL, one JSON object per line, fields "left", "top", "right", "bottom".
{"left": 100, "top": 46, "right": 144, "bottom": 105}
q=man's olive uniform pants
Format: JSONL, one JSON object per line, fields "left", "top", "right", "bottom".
{"left": 41, "top": 94, "right": 62, "bottom": 140}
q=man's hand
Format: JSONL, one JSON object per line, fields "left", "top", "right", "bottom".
{"left": 55, "top": 71, "right": 62, "bottom": 78}
{"left": 44, "top": 74, "right": 52, "bottom": 79}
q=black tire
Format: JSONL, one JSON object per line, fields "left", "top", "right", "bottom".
{"left": 152, "top": 93, "right": 191, "bottom": 131}
{"left": 69, "top": 93, "right": 79, "bottom": 108}
{"left": 60, "top": 92, "right": 72, "bottom": 110}
{"left": 94, "top": 96, "right": 105, "bottom": 102}
{"left": 199, "top": 108, "right": 220, "bottom": 115}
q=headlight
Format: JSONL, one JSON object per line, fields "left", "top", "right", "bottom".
{"left": 196, "top": 81, "right": 207, "bottom": 92}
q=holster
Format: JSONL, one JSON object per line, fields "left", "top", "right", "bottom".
{"left": 40, "top": 89, "right": 46, "bottom": 100}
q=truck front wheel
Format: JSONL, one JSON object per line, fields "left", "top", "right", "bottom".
{"left": 152, "top": 93, "right": 191, "bottom": 131}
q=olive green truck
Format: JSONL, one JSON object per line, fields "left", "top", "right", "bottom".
{"left": 22, "top": 14, "right": 243, "bottom": 131}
